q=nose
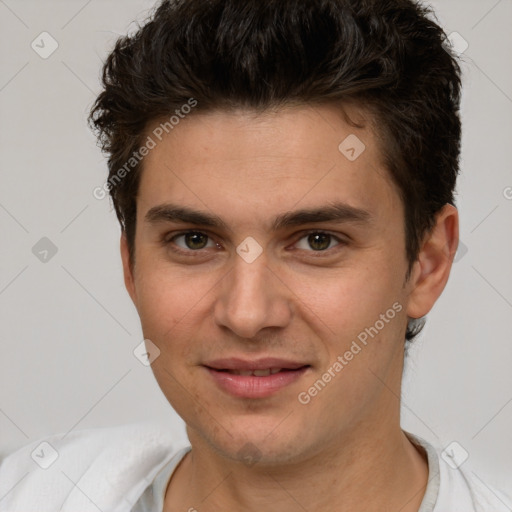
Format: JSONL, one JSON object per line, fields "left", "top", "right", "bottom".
{"left": 213, "top": 253, "right": 293, "bottom": 340}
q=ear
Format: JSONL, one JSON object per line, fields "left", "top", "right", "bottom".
{"left": 406, "top": 204, "right": 459, "bottom": 319}
{"left": 120, "top": 233, "right": 137, "bottom": 307}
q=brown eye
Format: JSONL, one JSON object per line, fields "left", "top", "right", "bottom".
{"left": 295, "top": 232, "right": 340, "bottom": 252}
{"left": 171, "top": 231, "right": 215, "bottom": 251}
{"left": 294, "top": 231, "right": 348, "bottom": 256}
{"left": 307, "top": 233, "right": 332, "bottom": 251}
{"left": 184, "top": 232, "right": 209, "bottom": 249}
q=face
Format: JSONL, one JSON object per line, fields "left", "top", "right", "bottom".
{"left": 122, "top": 104, "right": 428, "bottom": 465}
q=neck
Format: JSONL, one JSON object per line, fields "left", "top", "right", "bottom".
{"left": 164, "top": 417, "right": 428, "bottom": 512}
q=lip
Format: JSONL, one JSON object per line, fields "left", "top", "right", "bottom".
{"left": 203, "top": 358, "right": 310, "bottom": 399}
{"left": 204, "top": 357, "right": 307, "bottom": 371}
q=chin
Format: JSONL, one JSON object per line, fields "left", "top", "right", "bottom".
{"left": 195, "top": 420, "right": 312, "bottom": 467}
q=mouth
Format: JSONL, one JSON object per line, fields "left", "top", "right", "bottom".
{"left": 203, "top": 358, "right": 311, "bottom": 398}
{"left": 213, "top": 367, "right": 305, "bottom": 376}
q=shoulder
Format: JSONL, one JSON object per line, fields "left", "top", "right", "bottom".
{"left": 408, "top": 432, "right": 512, "bottom": 511}
{"left": 437, "top": 453, "right": 512, "bottom": 511}
{"left": 0, "top": 421, "right": 188, "bottom": 512}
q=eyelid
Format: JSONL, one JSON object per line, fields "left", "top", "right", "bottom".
{"left": 168, "top": 230, "right": 218, "bottom": 243}
{"left": 290, "top": 229, "right": 347, "bottom": 252}
{"left": 162, "top": 229, "right": 348, "bottom": 255}
{"left": 161, "top": 230, "right": 221, "bottom": 257}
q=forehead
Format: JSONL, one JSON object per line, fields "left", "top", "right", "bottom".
{"left": 136, "top": 104, "right": 400, "bottom": 231}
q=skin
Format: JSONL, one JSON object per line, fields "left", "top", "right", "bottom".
{"left": 121, "top": 104, "right": 459, "bottom": 511}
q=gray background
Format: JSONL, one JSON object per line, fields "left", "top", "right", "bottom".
{"left": 1, "top": 0, "right": 511, "bottom": 493}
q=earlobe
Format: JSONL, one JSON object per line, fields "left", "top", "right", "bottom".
{"left": 406, "top": 204, "right": 459, "bottom": 319}
{"left": 120, "top": 233, "right": 137, "bottom": 306}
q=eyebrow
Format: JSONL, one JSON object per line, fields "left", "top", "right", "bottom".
{"left": 144, "top": 201, "right": 373, "bottom": 232}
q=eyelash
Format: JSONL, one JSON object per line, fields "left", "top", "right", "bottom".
{"left": 162, "top": 230, "right": 347, "bottom": 257}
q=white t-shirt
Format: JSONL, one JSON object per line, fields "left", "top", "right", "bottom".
{"left": 0, "top": 422, "right": 510, "bottom": 511}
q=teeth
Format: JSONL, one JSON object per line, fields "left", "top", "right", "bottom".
{"left": 227, "top": 368, "right": 283, "bottom": 376}
{"left": 253, "top": 369, "right": 271, "bottom": 377}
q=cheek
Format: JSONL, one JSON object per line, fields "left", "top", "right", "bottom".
{"left": 133, "top": 262, "right": 215, "bottom": 346}
{"left": 293, "top": 261, "right": 404, "bottom": 341}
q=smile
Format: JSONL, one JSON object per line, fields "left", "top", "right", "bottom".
{"left": 204, "top": 360, "right": 310, "bottom": 399}
{"left": 220, "top": 368, "right": 287, "bottom": 376}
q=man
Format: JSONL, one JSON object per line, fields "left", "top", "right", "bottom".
{"left": 0, "top": 0, "right": 510, "bottom": 510}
